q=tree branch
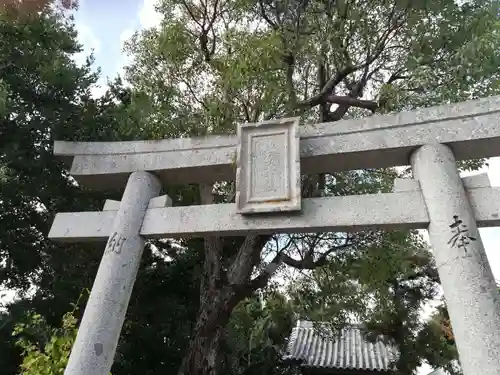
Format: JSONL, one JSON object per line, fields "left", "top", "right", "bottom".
{"left": 227, "top": 234, "right": 271, "bottom": 286}
{"left": 280, "top": 241, "right": 352, "bottom": 270}
{"left": 285, "top": 52, "right": 297, "bottom": 111}
{"left": 236, "top": 236, "right": 295, "bottom": 294}
{"left": 181, "top": 78, "right": 209, "bottom": 111}
{"left": 258, "top": 0, "right": 277, "bottom": 29}
{"left": 295, "top": 2, "right": 406, "bottom": 116}
{"left": 247, "top": 253, "right": 282, "bottom": 291}
{"left": 206, "top": 0, "right": 219, "bottom": 33}
{"left": 297, "top": 67, "right": 356, "bottom": 109}
{"left": 325, "top": 95, "right": 378, "bottom": 111}
{"left": 180, "top": 0, "right": 203, "bottom": 28}
{"left": 387, "top": 70, "right": 408, "bottom": 84}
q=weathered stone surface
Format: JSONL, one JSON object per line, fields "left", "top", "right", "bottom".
{"left": 235, "top": 117, "right": 300, "bottom": 214}
{"left": 63, "top": 172, "right": 162, "bottom": 375}
{"left": 49, "top": 211, "right": 116, "bottom": 241}
{"left": 103, "top": 195, "right": 172, "bottom": 211}
{"left": 48, "top": 182, "right": 500, "bottom": 241}
{"left": 461, "top": 173, "right": 491, "bottom": 189}
{"left": 50, "top": 96, "right": 500, "bottom": 375}
{"left": 393, "top": 173, "right": 492, "bottom": 192}
{"left": 411, "top": 144, "right": 500, "bottom": 375}
{"left": 393, "top": 178, "right": 421, "bottom": 192}
{"left": 54, "top": 95, "right": 500, "bottom": 189}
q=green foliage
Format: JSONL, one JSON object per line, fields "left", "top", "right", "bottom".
{"left": 417, "top": 303, "right": 462, "bottom": 375}
{"left": 289, "top": 229, "right": 445, "bottom": 374}
{"left": 0, "top": 5, "right": 105, "bottom": 295}
{"left": 125, "top": 0, "right": 500, "bottom": 130}
{"left": 0, "top": 7, "right": 133, "bottom": 375}
{"left": 0, "top": 0, "right": 499, "bottom": 374}
{"left": 10, "top": 291, "right": 109, "bottom": 375}
{"left": 0, "top": 78, "right": 9, "bottom": 116}
{"left": 13, "top": 311, "right": 77, "bottom": 375}
{"left": 0, "top": 311, "right": 21, "bottom": 375}
{"left": 223, "top": 290, "right": 298, "bottom": 375}
{"left": 111, "top": 246, "right": 202, "bottom": 375}
{"left": 120, "top": 0, "right": 500, "bottom": 372}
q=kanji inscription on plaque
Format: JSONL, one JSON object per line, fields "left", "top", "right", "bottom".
{"left": 235, "top": 117, "right": 301, "bottom": 214}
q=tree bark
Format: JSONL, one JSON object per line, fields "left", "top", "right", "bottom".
{"left": 176, "top": 185, "right": 268, "bottom": 375}
{"left": 176, "top": 235, "right": 269, "bottom": 375}
{"left": 176, "top": 284, "right": 238, "bottom": 375}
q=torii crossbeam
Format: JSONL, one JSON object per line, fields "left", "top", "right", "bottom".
{"left": 49, "top": 96, "right": 500, "bottom": 375}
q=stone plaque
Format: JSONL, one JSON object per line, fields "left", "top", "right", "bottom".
{"left": 236, "top": 117, "right": 301, "bottom": 214}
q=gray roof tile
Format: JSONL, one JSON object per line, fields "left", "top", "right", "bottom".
{"left": 285, "top": 321, "right": 397, "bottom": 371}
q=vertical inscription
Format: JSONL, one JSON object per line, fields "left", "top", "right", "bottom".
{"left": 447, "top": 215, "right": 476, "bottom": 254}
{"left": 105, "top": 232, "right": 126, "bottom": 255}
{"left": 249, "top": 132, "right": 288, "bottom": 201}
{"left": 236, "top": 117, "right": 301, "bottom": 214}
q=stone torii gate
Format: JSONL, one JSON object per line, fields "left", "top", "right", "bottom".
{"left": 48, "top": 96, "right": 500, "bottom": 375}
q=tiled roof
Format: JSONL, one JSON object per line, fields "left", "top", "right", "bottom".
{"left": 285, "top": 321, "right": 398, "bottom": 371}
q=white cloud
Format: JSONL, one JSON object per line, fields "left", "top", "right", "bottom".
{"left": 119, "top": 27, "right": 135, "bottom": 47}
{"left": 116, "top": 0, "right": 164, "bottom": 83}
{"left": 71, "top": 20, "right": 107, "bottom": 97}
{"left": 90, "top": 80, "right": 108, "bottom": 98}
{"left": 139, "top": 0, "right": 163, "bottom": 30}
{"left": 115, "top": 28, "right": 136, "bottom": 83}
{"left": 486, "top": 157, "right": 500, "bottom": 186}
{"left": 72, "top": 22, "right": 101, "bottom": 67}
{"left": 1, "top": 284, "right": 37, "bottom": 312}
{"left": 113, "top": 1, "right": 164, "bottom": 86}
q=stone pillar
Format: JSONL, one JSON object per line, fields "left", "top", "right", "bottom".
{"left": 64, "top": 171, "right": 161, "bottom": 375}
{"left": 411, "top": 144, "right": 500, "bottom": 375}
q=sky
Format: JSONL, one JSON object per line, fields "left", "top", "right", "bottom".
{"left": 2, "top": 1, "right": 500, "bottom": 374}
{"left": 71, "top": 0, "right": 162, "bottom": 96}
{"left": 70, "top": 0, "right": 500, "bottom": 279}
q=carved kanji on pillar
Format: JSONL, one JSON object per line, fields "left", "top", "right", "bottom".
{"left": 48, "top": 96, "right": 500, "bottom": 375}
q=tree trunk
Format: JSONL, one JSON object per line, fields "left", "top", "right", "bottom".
{"left": 177, "top": 183, "right": 252, "bottom": 375}
{"left": 176, "top": 284, "right": 237, "bottom": 375}
{"left": 177, "top": 184, "right": 272, "bottom": 375}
